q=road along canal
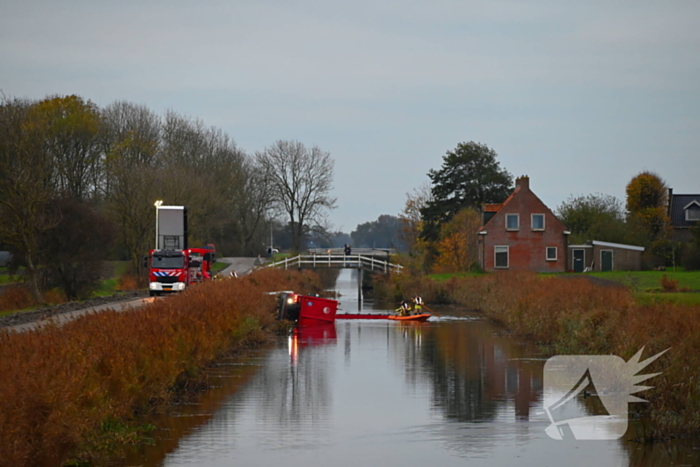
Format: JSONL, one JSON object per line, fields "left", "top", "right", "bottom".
{"left": 120, "top": 269, "right": 700, "bottom": 467}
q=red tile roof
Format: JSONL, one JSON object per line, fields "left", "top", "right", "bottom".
{"left": 482, "top": 204, "right": 503, "bottom": 212}
{"left": 479, "top": 186, "right": 521, "bottom": 231}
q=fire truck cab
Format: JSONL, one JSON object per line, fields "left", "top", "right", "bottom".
{"left": 147, "top": 247, "right": 215, "bottom": 296}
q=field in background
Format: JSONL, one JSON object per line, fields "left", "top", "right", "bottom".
{"left": 577, "top": 270, "right": 700, "bottom": 292}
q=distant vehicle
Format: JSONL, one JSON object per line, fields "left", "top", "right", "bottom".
{"left": 0, "top": 251, "right": 13, "bottom": 267}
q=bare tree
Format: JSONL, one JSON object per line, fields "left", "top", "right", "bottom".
{"left": 34, "top": 95, "right": 102, "bottom": 200}
{"left": 398, "top": 182, "right": 433, "bottom": 273}
{"left": 160, "top": 112, "right": 246, "bottom": 247}
{"left": 256, "top": 140, "right": 336, "bottom": 251}
{"left": 0, "top": 97, "right": 59, "bottom": 301}
{"left": 231, "top": 157, "right": 276, "bottom": 255}
{"left": 101, "top": 101, "right": 162, "bottom": 276}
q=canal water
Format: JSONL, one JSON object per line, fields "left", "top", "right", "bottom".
{"left": 123, "top": 270, "right": 700, "bottom": 467}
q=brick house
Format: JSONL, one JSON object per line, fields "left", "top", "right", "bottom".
{"left": 667, "top": 189, "right": 700, "bottom": 243}
{"left": 477, "top": 176, "right": 569, "bottom": 272}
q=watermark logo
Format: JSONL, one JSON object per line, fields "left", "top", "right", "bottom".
{"left": 542, "top": 347, "right": 668, "bottom": 440}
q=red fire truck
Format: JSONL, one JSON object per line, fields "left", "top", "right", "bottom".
{"left": 147, "top": 247, "right": 215, "bottom": 296}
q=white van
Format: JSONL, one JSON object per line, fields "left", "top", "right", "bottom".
{"left": 0, "top": 251, "right": 13, "bottom": 267}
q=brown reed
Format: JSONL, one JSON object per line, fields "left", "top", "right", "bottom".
{"left": 379, "top": 270, "right": 700, "bottom": 439}
{"left": 0, "top": 285, "right": 34, "bottom": 312}
{"left": 660, "top": 274, "right": 679, "bottom": 292}
{"left": 0, "top": 268, "right": 322, "bottom": 466}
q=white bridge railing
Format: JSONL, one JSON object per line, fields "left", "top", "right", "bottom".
{"left": 263, "top": 254, "right": 403, "bottom": 274}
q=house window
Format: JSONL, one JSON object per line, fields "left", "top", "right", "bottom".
{"left": 506, "top": 214, "right": 519, "bottom": 231}
{"left": 495, "top": 246, "right": 509, "bottom": 268}
{"left": 532, "top": 214, "right": 545, "bottom": 231}
{"left": 687, "top": 207, "right": 700, "bottom": 221}
{"left": 546, "top": 247, "right": 557, "bottom": 261}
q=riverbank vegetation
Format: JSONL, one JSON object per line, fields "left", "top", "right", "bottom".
{"left": 0, "top": 268, "right": 321, "bottom": 467}
{"left": 1, "top": 94, "right": 342, "bottom": 306}
{"left": 376, "top": 271, "right": 700, "bottom": 439}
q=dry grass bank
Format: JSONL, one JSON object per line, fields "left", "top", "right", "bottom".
{"left": 0, "top": 268, "right": 321, "bottom": 467}
{"left": 378, "top": 271, "right": 700, "bottom": 439}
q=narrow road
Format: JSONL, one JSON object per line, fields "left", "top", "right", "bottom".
{"left": 4, "top": 296, "right": 152, "bottom": 333}
{"left": 1, "top": 257, "right": 259, "bottom": 333}
{"left": 218, "top": 257, "right": 259, "bottom": 277}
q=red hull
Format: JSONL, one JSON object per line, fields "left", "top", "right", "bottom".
{"left": 298, "top": 295, "right": 338, "bottom": 324}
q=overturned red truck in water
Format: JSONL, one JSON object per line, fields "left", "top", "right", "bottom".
{"left": 276, "top": 292, "right": 338, "bottom": 324}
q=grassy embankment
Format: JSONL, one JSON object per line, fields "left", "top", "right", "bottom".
{"left": 376, "top": 270, "right": 700, "bottom": 439}
{"left": 0, "top": 267, "right": 322, "bottom": 467}
{"left": 0, "top": 260, "right": 231, "bottom": 316}
{"left": 580, "top": 270, "right": 700, "bottom": 306}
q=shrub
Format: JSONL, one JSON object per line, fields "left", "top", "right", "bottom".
{"left": 116, "top": 274, "right": 139, "bottom": 291}
{"left": 42, "top": 288, "right": 66, "bottom": 305}
{"left": 0, "top": 286, "right": 34, "bottom": 311}
{"left": 660, "top": 274, "right": 679, "bottom": 292}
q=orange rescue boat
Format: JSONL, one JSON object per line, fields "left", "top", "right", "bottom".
{"left": 387, "top": 313, "right": 431, "bottom": 322}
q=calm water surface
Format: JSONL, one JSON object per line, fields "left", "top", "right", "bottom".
{"left": 124, "top": 270, "right": 700, "bottom": 467}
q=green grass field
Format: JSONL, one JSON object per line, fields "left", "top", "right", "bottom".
{"left": 210, "top": 261, "right": 228, "bottom": 273}
{"left": 0, "top": 275, "right": 17, "bottom": 285}
{"left": 0, "top": 266, "right": 21, "bottom": 285}
{"left": 575, "top": 270, "right": 700, "bottom": 291}
{"left": 635, "top": 292, "right": 700, "bottom": 306}
{"left": 424, "top": 269, "right": 700, "bottom": 306}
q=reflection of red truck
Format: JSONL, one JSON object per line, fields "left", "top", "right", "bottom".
{"left": 147, "top": 247, "right": 215, "bottom": 296}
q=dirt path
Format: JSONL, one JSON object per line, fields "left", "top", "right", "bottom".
{"left": 0, "top": 291, "right": 150, "bottom": 332}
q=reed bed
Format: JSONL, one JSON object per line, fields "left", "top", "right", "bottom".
{"left": 380, "top": 271, "right": 700, "bottom": 439}
{"left": 0, "top": 268, "right": 321, "bottom": 467}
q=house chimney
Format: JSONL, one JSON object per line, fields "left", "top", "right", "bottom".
{"left": 515, "top": 175, "right": 530, "bottom": 190}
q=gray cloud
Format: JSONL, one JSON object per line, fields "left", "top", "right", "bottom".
{"left": 2, "top": 0, "right": 698, "bottom": 229}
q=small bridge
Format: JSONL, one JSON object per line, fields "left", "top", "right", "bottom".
{"left": 264, "top": 251, "right": 403, "bottom": 309}
{"left": 307, "top": 247, "right": 396, "bottom": 258}
{"left": 264, "top": 253, "right": 403, "bottom": 274}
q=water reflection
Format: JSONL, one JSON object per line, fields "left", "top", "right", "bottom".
{"left": 122, "top": 270, "right": 700, "bottom": 467}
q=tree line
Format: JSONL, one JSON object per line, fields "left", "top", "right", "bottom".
{"left": 0, "top": 95, "right": 336, "bottom": 301}
{"left": 372, "top": 141, "right": 699, "bottom": 274}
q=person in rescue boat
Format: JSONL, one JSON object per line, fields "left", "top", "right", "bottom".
{"left": 395, "top": 300, "right": 412, "bottom": 317}
{"left": 412, "top": 296, "right": 423, "bottom": 315}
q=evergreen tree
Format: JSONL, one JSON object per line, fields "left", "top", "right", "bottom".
{"left": 420, "top": 142, "right": 513, "bottom": 240}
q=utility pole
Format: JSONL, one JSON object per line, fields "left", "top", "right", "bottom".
{"left": 154, "top": 200, "right": 163, "bottom": 249}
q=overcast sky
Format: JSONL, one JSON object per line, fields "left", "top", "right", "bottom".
{"left": 2, "top": 0, "right": 698, "bottom": 232}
